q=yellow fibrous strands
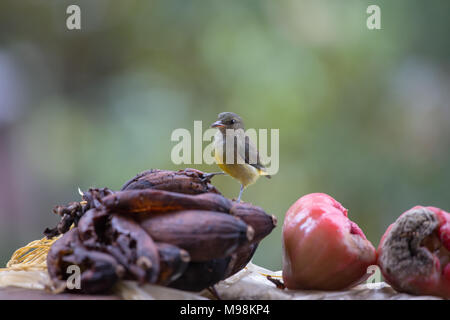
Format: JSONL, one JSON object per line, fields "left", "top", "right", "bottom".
{"left": 0, "top": 236, "right": 60, "bottom": 272}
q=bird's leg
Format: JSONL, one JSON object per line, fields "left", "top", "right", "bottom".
{"left": 236, "top": 184, "right": 244, "bottom": 203}
{"left": 201, "top": 171, "right": 225, "bottom": 182}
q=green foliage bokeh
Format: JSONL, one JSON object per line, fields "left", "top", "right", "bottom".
{"left": 0, "top": 0, "right": 449, "bottom": 271}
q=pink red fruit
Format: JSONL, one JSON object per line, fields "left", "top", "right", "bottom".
{"left": 282, "top": 193, "right": 376, "bottom": 290}
{"left": 377, "top": 206, "right": 450, "bottom": 298}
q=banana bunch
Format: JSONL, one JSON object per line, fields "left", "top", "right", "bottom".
{"left": 46, "top": 169, "right": 277, "bottom": 294}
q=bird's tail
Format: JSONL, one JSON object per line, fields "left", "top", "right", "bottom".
{"left": 258, "top": 169, "right": 271, "bottom": 179}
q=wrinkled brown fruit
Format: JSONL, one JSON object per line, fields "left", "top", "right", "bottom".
{"left": 155, "top": 242, "right": 190, "bottom": 285}
{"left": 47, "top": 229, "right": 122, "bottom": 294}
{"left": 121, "top": 168, "right": 220, "bottom": 194}
{"left": 101, "top": 189, "right": 232, "bottom": 214}
{"left": 137, "top": 210, "right": 253, "bottom": 261}
{"left": 46, "top": 169, "right": 276, "bottom": 294}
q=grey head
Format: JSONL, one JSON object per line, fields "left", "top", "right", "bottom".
{"left": 211, "top": 112, "right": 244, "bottom": 131}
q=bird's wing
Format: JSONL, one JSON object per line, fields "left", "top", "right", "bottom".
{"left": 235, "top": 134, "right": 267, "bottom": 172}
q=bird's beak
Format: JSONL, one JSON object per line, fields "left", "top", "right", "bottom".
{"left": 211, "top": 120, "right": 225, "bottom": 128}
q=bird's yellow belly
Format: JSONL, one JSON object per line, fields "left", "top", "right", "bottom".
{"left": 215, "top": 154, "right": 260, "bottom": 187}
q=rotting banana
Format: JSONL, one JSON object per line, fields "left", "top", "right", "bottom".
{"left": 137, "top": 210, "right": 254, "bottom": 262}
{"left": 45, "top": 169, "right": 276, "bottom": 294}
{"left": 156, "top": 242, "right": 190, "bottom": 285}
{"left": 121, "top": 168, "right": 221, "bottom": 195}
{"left": 230, "top": 202, "right": 277, "bottom": 243}
{"left": 101, "top": 189, "right": 232, "bottom": 214}
{"left": 47, "top": 228, "right": 121, "bottom": 294}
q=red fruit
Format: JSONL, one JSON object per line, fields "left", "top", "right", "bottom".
{"left": 282, "top": 193, "right": 376, "bottom": 290}
{"left": 377, "top": 206, "right": 450, "bottom": 298}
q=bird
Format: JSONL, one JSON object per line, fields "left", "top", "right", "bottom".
{"left": 207, "top": 112, "right": 271, "bottom": 202}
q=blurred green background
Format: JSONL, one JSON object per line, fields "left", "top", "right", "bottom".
{"left": 0, "top": 0, "right": 449, "bottom": 271}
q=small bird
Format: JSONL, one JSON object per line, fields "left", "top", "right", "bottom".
{"left": 209, "top": 112, "right": 271, "bottom": 202}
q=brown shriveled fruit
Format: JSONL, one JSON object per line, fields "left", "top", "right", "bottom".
{"left": 101, "top": 189, "right": 232, "bottom": 214}
{"left": 156, "top": 242, "right": 190, "bottom": 285}
{"left": 168, "top": 256, "right": 232, "bottom": 292}
{"left": 137, "top": 210, "right": 254, "bottom": 262}
{"left": 230, "top": 202, "right": 277, "bottom": 243}
{"left": 45, "top": 168, "right": 276, "bottom": 294}
{"left": 225, "top": 243, "right": 259, "bottom": 278}
{"left": 377, "top": 206, "right": 450, "bottom": 298}
{"left": 47, "top": 229, "right": 121, "bottom": 294}
{"left": 77, "top": 209, "right": 160, "bottom": 284}
{"left": 121, "top": 168, "right": 221, "bottom": 195}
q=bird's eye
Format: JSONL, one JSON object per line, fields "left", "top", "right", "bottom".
{"left": 230, "top": 119, "right": 236, "bottom": 124}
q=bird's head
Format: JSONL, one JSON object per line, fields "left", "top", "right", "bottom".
{"left": 211, "top": 112, "right": 244, "bottom": 131}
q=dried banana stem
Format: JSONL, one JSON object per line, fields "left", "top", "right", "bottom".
{"left": 44, "top": 188, "right": 114, "bottom": 238}
{"left": 81, "top": 187, "right": 114, "bottom": 209}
